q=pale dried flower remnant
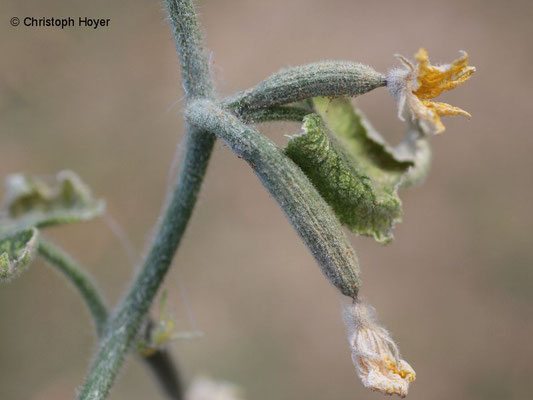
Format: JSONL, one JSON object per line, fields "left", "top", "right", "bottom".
{"left": 185, "top": 377, "right": 245, "bottom": 400}
{"left": 387, "top": 48, "right": 476, "bottom": 135}
{"left": 344, "top": 301, "right": 416, "bottom": 397}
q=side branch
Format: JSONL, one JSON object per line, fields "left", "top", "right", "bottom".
{"left": 38, "top": 239, "right": 109, "bottom": 336}
{"left": 223, "top": 62, "right": 385, "bottom": 113}
{"left": 38, "top": 239, "right": 183, "bottom": 399}
{"left": 185, "top": 100, "right": 361, "bottom": 298}
{"left": 143, "top": 349, "right": 184, "bottom": 400}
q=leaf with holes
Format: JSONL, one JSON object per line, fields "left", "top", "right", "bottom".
{"left": 0, "top": 171, "right": 105, "bottom": 236}
{"left": 285, "top": 97, "right": 431, "bottom": 243}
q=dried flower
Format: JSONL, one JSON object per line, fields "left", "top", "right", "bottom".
{"left": 343, "top": 301, "right": 416, "bottom": 397}
{"left": 186, "top": 377, "right": 245, "bottom": 400}
{"left": 387, "top": 48, "right": 476, "bottom": 135}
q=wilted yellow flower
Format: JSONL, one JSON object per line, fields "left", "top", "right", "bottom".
{"left": 343, "top": 301, "right": 416, "bottom": 397}
{"left": 387, "top": 48, "right": 475, "bottom": 135}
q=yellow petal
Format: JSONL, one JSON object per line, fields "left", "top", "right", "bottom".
{"left": 407, "top": 93, "right": 446, "bottom": 134}
{"left": 414, "top": 48, "right": 476, "bottom": 100}
{"left": 422, "top": 100, "right": 472, "bottom": 119}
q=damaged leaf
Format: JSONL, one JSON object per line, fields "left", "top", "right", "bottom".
{"left": 0, "top": 170, "right": 105, "bottom": 235}
{"left": 285, "top": 97, "right": 430, "bottom": 243}
{"left": 0, "top": 228, "right": 38, "bottom": 281}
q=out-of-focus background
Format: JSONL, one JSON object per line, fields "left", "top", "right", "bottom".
{"left": 1, "top": 0, "right": 532, "bottom": 399}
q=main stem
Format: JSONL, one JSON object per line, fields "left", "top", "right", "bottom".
{"left": 77, "top": 1, "right": 216, "bottom": 399}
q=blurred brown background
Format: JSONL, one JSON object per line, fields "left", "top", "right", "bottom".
{"left": 1, "top": 0, "right": 532, "bottom": 399}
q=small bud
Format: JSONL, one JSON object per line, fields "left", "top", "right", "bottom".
{"left": 138, "top": 290, "right": 202, "bottom": 356}
{"left": 343, "top": 300, "right": 415, "bottom": 397}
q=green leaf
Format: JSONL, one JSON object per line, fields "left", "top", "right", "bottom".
{"left": 0, "top": 170, "right": 105, "bottom": 235}
{"left": 0, "top": 228, "right": 38, "bottom": 282}
{"left": 285, "top": 97, "right": 431, "bottom": 243}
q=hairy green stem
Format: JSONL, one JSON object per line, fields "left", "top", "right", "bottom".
{"left": 223, "top": 62, "right": 385, "bottom": 113}
{"left": 76, "top": 1, "right": 216, "bottom": 399}
{"left": 186, "top": 99, "right": 361, "bottom": 297}
{"left": 166, "top": 0, "right": 215, "bottom": 99}
{"left": 38, "top": 239, "right": 108, "bottom": 336}
{"left": 38, "top": 239, "right": 183, "bottom": 399}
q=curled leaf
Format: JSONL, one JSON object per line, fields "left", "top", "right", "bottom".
{"left": 0, "top": 170, "right": 104, "bottom": 235}
{"left": 285, "top": 97, "right": 430, "bottom": 243}
{"left": 396, "top": 124, "right": 431, "bottom": 189}
{"left": 0, "top": 228, "right": 38, "bottom": 282}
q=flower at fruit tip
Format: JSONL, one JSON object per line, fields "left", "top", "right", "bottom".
{"left": 343, "top": 301, "right": 416, "bottom": 397}
{"left": 387, "top": 48, "right": 476, "bottom": 135}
